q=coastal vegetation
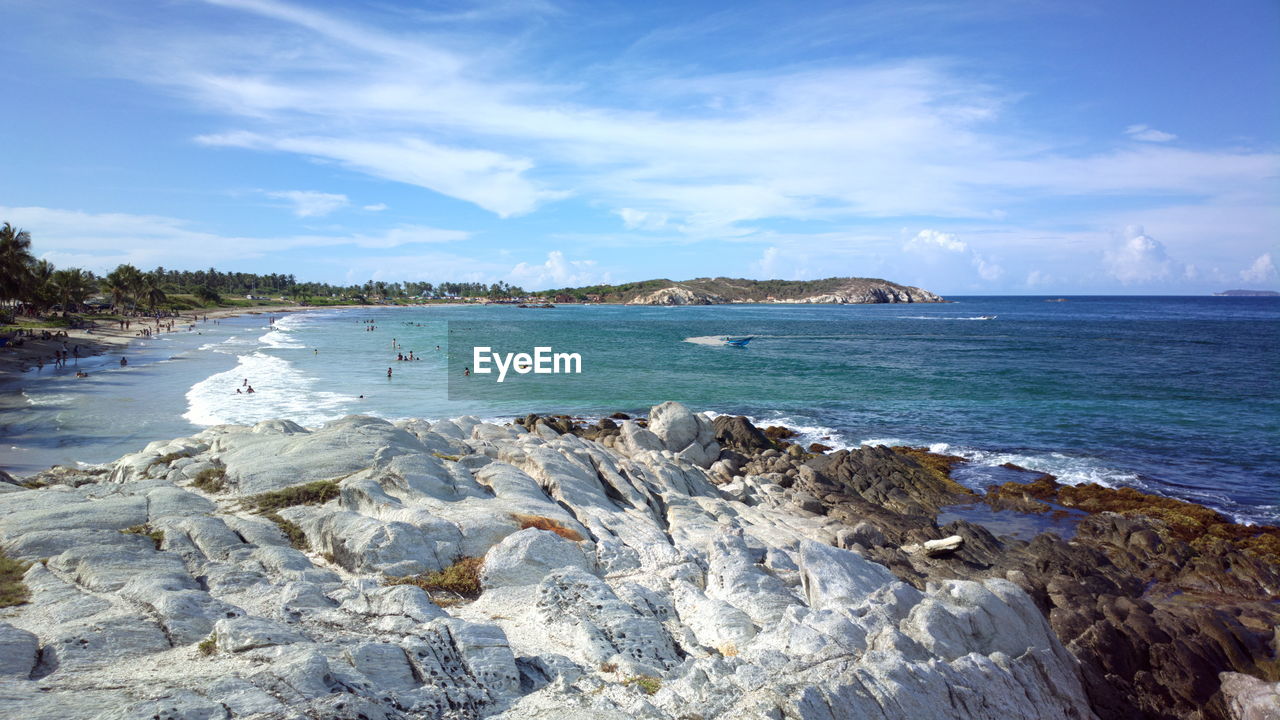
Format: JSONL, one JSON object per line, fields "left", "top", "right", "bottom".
{"left": 121, "top": 524, "right": 165, "bottom": 550}
{"left": 191, "top": 467, "right": 228, "bottom": 494}
{"left": 0, "top": 546, "right": 30, "bottom": 607}
{"left": 384, "top": 556, "right": 484, "bottom": 603}
{"left": 0, "top": 223, "right": 533, "bottom": 329}
{"left": 241, "top": 480, "right": 341, "bottom": 513}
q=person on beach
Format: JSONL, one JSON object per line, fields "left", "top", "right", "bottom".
{"left": 387, "top": 367, "right": 393, "bottom": 378}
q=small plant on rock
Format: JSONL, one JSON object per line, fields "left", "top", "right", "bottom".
{"left": 197, "top": 632, "right": 217, "bottom": 656}
{"left": 122, "top": 524, "right": 164, "bottom": 550}
{"left": 152, "top": 451, "right": 191, "bottom": 467}
{"left": 511, "top": 513, "right": 585, "bottom": 542}
{"left": 432, "top": 452, "right": 460, "bottom": 462}
{"left": 243, "top": 480, "right": 340, "bottom": 513}
{"left": 623, "top": 675, "right": 662, "bottom": 695}
{"left": 262, "top": 512, "right": 309, "bottom": 551}
{"left": 384, "top": 556, "right": 483, "bottom": 604}
{"left": 0, "top": 547, "right": 31, "bottom": 607}
{"left": 191, "top": 467, "right": 227, "bottom": 494}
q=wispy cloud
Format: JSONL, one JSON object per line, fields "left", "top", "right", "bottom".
{"left": 104, "top": 0, "right": 1274, "bottom": 240}
{"left": 0, "top": 205, "right": 469, "bottom": 272}
{"left": 266, "top": 189, "right": 348, "bottom": 217}
{"left": 506, "top": 250, "right": 605, "bottom": 288}
{"left": 1125, "top": 124, "right": 1177, "bottom": 143}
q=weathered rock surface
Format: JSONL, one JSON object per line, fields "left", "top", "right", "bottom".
{"left": 0, "top": 404, "right": 1098, "bottom": 720}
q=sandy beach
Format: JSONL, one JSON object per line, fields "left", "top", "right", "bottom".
{"left": 0, "top": 304, "right": 309, "bottom": 379}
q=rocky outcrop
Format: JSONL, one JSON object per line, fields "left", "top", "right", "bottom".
{"left": 625, "top": 285, "right": 724, "bottom": 305}
{"left": 0, "top": 404, "right": 1096, "bottom": 720}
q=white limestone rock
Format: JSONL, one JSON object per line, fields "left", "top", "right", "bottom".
{"left": 481, "top": 527, "right": 593, "bottom": 588}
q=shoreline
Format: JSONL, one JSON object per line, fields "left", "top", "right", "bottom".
{"left": 2, "top": 403, "right": 1275, "bottom": 719}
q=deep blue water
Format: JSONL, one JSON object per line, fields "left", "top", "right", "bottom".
{"left": 3, "top": 296, "right": 1277, "bottom": 525}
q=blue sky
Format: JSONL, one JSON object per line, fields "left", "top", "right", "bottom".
{"left": 1, "top": 0, "right": 1277, "bottom": 293}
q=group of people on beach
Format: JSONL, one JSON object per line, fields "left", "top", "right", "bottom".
{"left": 235, "top": 378, "right": 256, "bottom": 395}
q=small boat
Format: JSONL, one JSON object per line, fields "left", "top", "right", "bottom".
{"left": 977, "top": 315, "right": 997, "bottom": 320}
{"left": 723, "top": 336, "right": 754, "bottom": 347}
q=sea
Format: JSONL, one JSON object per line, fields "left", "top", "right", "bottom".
{"left": 2, "top": 296, "right": 1277, "bottom": 526}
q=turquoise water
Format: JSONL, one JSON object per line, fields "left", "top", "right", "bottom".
{"left": 2, "top": 297, "right": 1277, "bottom": 525}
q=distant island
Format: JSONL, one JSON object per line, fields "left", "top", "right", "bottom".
{"left": 1213, "top": 289, "right": 1279, "bottom": 296}
{"left": 541, "top": 276, "right": 944, "bottom": 305}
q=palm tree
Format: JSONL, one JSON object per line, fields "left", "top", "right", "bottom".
{"left": 0, "top": 223, "right": 35, "bottom": 311}
{"left": 29, "top": 259, "right": 56, "bottom": 312}
{"left": 143, "top": 277, "right": 167, "bottom": 310}
{"left": 52, "top": 268, "right": 95, "bottom": 312}
{"left": 102, "top": 264, "right": 144, "bottom": 312}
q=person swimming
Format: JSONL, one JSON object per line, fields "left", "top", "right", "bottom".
{"left": 246, "top": 385, "right": 255, "bottom": 394}
{"left": 463, "top": 367, "right": 470, "bottom": 376}
{"left": 120, "top": 356, "right": 128, "bottom": 366}
{"left": 387, "top": 367, "right": 393, "bottom": 378}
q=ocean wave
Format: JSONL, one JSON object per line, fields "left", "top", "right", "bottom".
{"left": 259, "top": 329, "right": 304, "bottom": 349}
{"left": 183, "top": 352, "right": 353, "bottom": 427}
{"left": 928, "top": 444, "right": 1141, "bottom": 490}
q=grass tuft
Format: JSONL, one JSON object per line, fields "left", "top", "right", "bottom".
{"left": 0, "top": 547, "right": 31, "bottom": 608}
{"left": 153, "top": 451, "right": 191, "bottom": 467}
{"left": 511, "top": 514, "right": 585, "bottom": 542}
{"left": 122, "top": 524, "right": 165, "bottom": 550}
{"left": 191, "top": 467, "right": 227, "bottom": 494}
{"left": 262, "top": 512, "right": 309, "bottom": 551}
{"left": 432, "top": 452, "right": 460, "bottom": 462}
{"left": 623, "top": 675, "right": 662, "bottom": 695}
{"left": 197, "top": 633, "right": 217, "bottom": 656}
{"left": 243, "top": 480, "right": 340, "bottom": 513}
{"left": 384, "top": 556, "right": 483, "bottom": 602}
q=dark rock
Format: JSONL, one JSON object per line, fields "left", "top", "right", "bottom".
{"left": 712, "top": 416, "right": 772, "bottom": 453}
{"left": 808, "top": 443, "right": 832, "bottom": 454}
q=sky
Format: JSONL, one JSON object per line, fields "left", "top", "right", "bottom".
{"left": 1, "top": 0, "right": 1277, "bottom": 294}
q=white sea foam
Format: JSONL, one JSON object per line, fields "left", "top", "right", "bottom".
{"left": 930, "top": 444, "right": 1141, "bottom": 490}
{"left": 259, "top": 329, "right": 304, "bottom": 349}
{"left": 184, "top": 352, "right": 353, "bottom": 426}
{"left": 684, "top": 335, "right": 729, "bottom": 346}
{"left": 896, "top": 316, "right": 996, "bottom": 321}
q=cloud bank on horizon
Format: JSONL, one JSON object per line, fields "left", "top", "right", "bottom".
{"left": 1, "top": 0, "right": 1276, "bottom": 293}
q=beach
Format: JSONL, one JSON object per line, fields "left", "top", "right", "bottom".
{"left": 0, "top": 304, "right": 308, "bottom": 377}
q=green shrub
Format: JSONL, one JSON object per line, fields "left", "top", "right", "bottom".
{"left": 153, "top": 451, "right": 190, "bottom": 466}
{"left": 624, "top": 675, "right": 662, "bottom": 695}
{"left": 263, "top": 512, "right": 309, "bottom": 551}
{"left": 243, "top": 480, "right": 340, "bottom": 513}
{"left": 192, "top": 467, "right": 227, "bottom": 493}
{"left": 122, "top": 524, "right": 164, "bottom": 550}
{"left": 384, "top": 556, "right": 483, "bottom": 599}
{"left": 197, "top": 633, "right": 217, "bottom": 656}
{"left": 0, "top": 548, "right": 31, "bottom": 607}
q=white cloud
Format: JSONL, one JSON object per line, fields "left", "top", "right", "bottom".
{"left": 1240, "top": 253, "right": 1277, "bottom": 284}
{"left": 201, "top": 133, "right": 558, "bottom": 218}
{"left": 1025, "top": 270, "right": 1051, "bottom": 287}
{"left": 363, "top": 203, "right": 388, "bottom": 212}
{"left": 266, "top": 190, "right": 349, "bottom": 217}
{"left": 616, "top": 208, "right": 669, "bottom": 231}
{"left": 1124, "top": 124, "right": 1177, "bottom": 143}
{"left": 753, "top": 245, "right": 814, "bottom": 280}
{"left": 905, "top": 229, "right": 967, "bottom": 253}
{"left": 0, "top": 205, "right": 469, "bottom": 273}
{"left": 506, "top": 251, "right": 605, "bottom": 289}
{"left": 972, "top": 254, "right": 1003, "bottom": 281}
{"left": 1103, "top": 225, "right": 1179, "bottom": 284}
{"left": 106, "top": 1, "right": 1273, "bottom": 238}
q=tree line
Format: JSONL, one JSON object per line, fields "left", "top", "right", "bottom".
{"left": 0, "top": 223, "right": 531, "bottom": 318}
